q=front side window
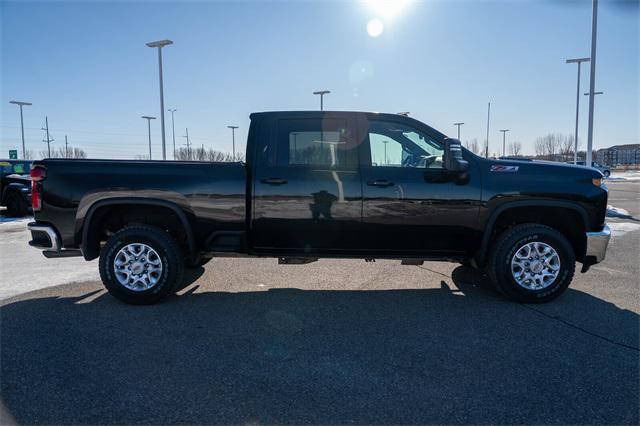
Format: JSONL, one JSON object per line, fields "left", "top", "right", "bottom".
{"left": 368, "top": 120, "right": 443, "bottom": 169}
{"left": 277, "top": 118, "right": 357, "bottom": 168}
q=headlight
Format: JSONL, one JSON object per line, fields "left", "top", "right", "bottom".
{"left": 592, "top": 177, "right": 603, "bottom": 187}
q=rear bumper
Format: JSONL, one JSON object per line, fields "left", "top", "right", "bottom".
{"left": 585, "top": 224, "right": 611, "bottom": 264}
{"left": 28, "top": 222, "right": 82, "bottom": 258}
{"left": 28, "top": 222, "right": 60, "bottom": 251}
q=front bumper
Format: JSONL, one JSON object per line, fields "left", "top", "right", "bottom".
{"left": 585, "top": 223, "right": 611, "bottom": 264}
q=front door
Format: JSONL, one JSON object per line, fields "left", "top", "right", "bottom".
{"left": 252, "top": 114, "right": 363, "bottom": 253}
{"left": 360, "top": 116, "right": 481, "bottom": 255}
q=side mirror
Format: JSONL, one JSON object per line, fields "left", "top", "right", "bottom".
{"left": 443, "top": 138, "right": 469, "bottom": 172}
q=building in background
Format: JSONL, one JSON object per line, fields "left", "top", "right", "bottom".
{"left": 596, "top": 144, "right": 640, "bottom": 166}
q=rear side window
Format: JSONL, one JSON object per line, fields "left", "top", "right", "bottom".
{"left": 276, "top": 118, "right": 357, "bottom": 169}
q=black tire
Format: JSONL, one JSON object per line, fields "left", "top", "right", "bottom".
{"left": 5, "top": 192, "right": 28, "bottom": 217}
{"left": 99, "top": 225, "right": 184, "bottom": 305}
{"left": 487, "top": 224, "right": 575, "bottom": 303}
{"left": 603, "top": 170, "right": 610, "bottom": 178}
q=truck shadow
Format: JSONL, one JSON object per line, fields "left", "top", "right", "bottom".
{"left": 1, "top": 267, "right": 638, "bottom": 425}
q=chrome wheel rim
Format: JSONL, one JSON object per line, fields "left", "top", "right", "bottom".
{"left": 114, "top": 243, "right": 163, "bottom": 291}
{"left": 510, "top": 241, "right": 561, "bottom": 291}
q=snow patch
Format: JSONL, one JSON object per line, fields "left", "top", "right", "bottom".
{"left": 607, "top": 205, "right": 632, "bottom": 218}
{"left": 609, "top": 171, "right": 640, "bottom": 181}
{"left": 0, "top": 216, "right": 31, "bottom": 225}
{"left": 608, "top": 222, "right": 640, "bottom": 237}
{"left": 0, "top": 222, "right": 99, "bottom": 301}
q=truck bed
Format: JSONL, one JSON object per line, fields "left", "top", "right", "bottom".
{"left": 33, "top": 159, "right": 247, "bottom": 250}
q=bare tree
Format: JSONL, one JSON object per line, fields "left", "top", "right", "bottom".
{"left": 464, "top": 138, "right": 481, "bottom": 155}
{"left": 174, "top": 147, "right": 242, "bottom": 162}
{"left": 534, "top": 138, "right": 546, "bottom": 157}
{"left": 193, "top": 146, "right": 207, "bottom": 161}
{"left": 39, "top": 146, "right": 87, "bottom": 159}
{"left": 174, "top": 147, "right": 191, "bottom": 161}
{"left": 69, "top": 147, "right": 87, "bottom": 159}
{"left": 534, "top": 133, "right": 565, "bottom": 160}
{"left": 508, "top": 141, "right": 522, "bottom": 156}
{"left": 22, "top": 150, "right": 35, "bottom": 160}
{"left": 544, "top": 134, "right": 560, "bottom": 157}
{"left": 559, "top": 135, "right": 581, "bottom": 161}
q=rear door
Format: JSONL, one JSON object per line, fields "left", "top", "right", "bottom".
{"left": 252, "top": 113, "right": 363, "bottom": 253}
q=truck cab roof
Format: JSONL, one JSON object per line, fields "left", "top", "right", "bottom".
{"left": 249, "top": 110, "right": 447, "bottom": 139}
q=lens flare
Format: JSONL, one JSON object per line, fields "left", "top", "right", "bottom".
{"left": 367, "top": 19, "right": 384, "bottom": 37}
{"left": 364, "top": 0, "right": 412, "bottom": 19}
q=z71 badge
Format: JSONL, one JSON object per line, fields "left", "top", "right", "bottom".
{"left": 490, "top": 165, "right": 519, "bottom": 172}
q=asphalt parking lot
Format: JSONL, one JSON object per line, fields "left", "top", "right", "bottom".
{"left": 1, "top": 182, "right": 638, "bottom": 425}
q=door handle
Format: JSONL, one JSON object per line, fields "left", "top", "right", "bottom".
{"left": 260, "top": 177, "right": 288, "bottom": 185}
{"left": 367, "top": 179, "right": 394, "bottom": 187}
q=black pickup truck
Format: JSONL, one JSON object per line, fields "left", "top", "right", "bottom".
{"left": 1, "top": 160, "right": 32, "bottom": 216}
{"left": 27, "top": 111, "right": 610, "bottom": 304}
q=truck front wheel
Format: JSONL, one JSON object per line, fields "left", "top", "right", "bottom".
{"left": 99, "top": 225, "right": 184, "bottom": 305}
{"left": 5, "top": 192, "right": 29, "bottom": 217}
{"left": 487, "top": 224, "right": 575, "bottom": 303}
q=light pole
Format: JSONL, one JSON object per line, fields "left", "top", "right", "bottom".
{"left": 566, "top": 57, "right": 590, "bottom": 164}
{"left": 183, "top": 128, "right": 191, "bottom": 160}
{"left": 227, "top": 125, "right": 239, "bottom": 160}
{"left": 586, "top": 0, "right": 599, "bottom": 168}
{"left": 168, "top": 108, "right": 177, "bottom": 160}
{"left": 584, "top": 91, "right": 603, "bottom": 163}
{"left": 41, "top": 116, "right": 53, "bottom": 158}
{"left": 500, "top": 129, "right": 509, "bottom": 157}
{"left": 313, "top": 90, "right": 330, "bottom": 111}
{"left": 146, "top": 39, "right": 173, "bottom": 161}
{"left": 453, "top": 122, "right": 464, "bottom": 140}
{"left": 141, "top": 116, "right": 156, "bottom": 159}
{"left": 485, "top": 102, "right": 491, "bottom": 158}
{"left": 9, "top": 101, "right": 32, "bottom": 159}
{"left": 383, "top": 140, "right": 389, "bottom": 164}
{"left": 292, "top": 132, "right": 299, "bottom": 162}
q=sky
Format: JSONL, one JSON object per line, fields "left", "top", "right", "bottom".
{"left": 1, "top": 0, "right": 638, "bottom": 160}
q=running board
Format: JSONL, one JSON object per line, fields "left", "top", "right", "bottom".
{"left": 401, "top": 259, "right": 425, "bottom": 265}
{"left": 278, "top": 257, "right": 318, "bottom": 265}
{"left": 43, "top": 249, "right": 83, "bottom": 258}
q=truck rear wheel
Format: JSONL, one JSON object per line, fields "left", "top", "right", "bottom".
{"left": 99, "top": 225, "right": 184, "bottom": 305}
{"left": 487, "top": 224, "right": 575, "bottom": 303}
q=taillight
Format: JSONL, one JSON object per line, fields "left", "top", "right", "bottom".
{"left": 30, "top": 166, "right": 46, "bottom": 181}
{"left": 31, "top": 180, "right": 41, "bottom": 211}
{"left": 30, "top": 166, "right": 46, "bottom": 211}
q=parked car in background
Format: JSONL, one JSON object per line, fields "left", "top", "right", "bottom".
{"left": 569, "top": 161, "right": 611, "bottom": 177}
{"left": 27, "top": 111, "right": 610, "bottom": 305}
{"left": 0, "top": 160, "right": 32, "bottom": 217}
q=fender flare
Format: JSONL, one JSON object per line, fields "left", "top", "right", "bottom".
{"left": 476, "top": 200, "right": 589, "bottom": 265}
{"left": 80, "top": 198, "right": 197, "bottom": 261}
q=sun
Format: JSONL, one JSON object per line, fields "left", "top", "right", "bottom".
{"left": 367, "top": 19, "right": 384, "bottom": 37}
